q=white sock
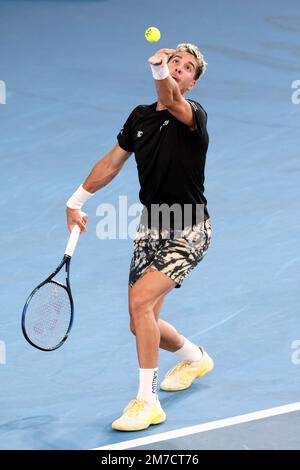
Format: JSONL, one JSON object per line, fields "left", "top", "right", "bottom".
{"left": 174, "top": 337, "right": 203, "bottom": 362}
{"left": 137, "top": 368, "right": 158, "bottom": 405}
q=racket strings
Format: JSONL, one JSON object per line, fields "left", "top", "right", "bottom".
{"left": 24, "top": 281, "right": 72, "bottom": 349}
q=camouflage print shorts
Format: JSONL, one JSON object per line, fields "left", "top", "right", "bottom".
{"left": 129, "top": 219, "right": 212, "bottom": 288}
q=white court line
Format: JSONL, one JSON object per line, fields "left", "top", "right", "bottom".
{"left": 93, "top": 402, "right": 300, "bottom": 450}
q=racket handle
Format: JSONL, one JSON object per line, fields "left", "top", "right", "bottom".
{"left": 65, "top": 225, "right": 81, "bottom": 257}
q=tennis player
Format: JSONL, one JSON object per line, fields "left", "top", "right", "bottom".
{"left": 66, "top": 44, "right": 214, "bottom": 431}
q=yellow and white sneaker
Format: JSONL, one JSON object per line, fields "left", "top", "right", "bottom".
{"left": 160, "top": 347, "right": 214, "bottom": 391}
{"left": 112, "top": 398, "right": 166, "bottom": 431}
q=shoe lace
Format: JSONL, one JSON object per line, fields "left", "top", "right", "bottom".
{"left": 126, "top": 399, "right": 144, "bottom": 417}
{"left": 166, "top": 361, "right": 191, "bottom": 377}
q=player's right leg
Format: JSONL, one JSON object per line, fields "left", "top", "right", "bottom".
{"left": 112, "top": 269, "right": 174, "bottom": 432}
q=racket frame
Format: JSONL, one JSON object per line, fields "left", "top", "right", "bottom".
{"left": 21, "top": 254, "right": 74, "bottom": 351}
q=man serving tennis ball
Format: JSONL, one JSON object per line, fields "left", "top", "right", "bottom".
{"left": 66, "top": 42, "right": 213, "bottom": 431}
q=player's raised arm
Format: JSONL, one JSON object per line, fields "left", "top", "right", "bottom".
{"left": 148, "top": 46, "right": 204, "bottom": 128}
{"left": 148, "top": 48, "right": 177, "bottom": 105}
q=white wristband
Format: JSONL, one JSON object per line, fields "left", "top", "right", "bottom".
{"left": 66, "top": 184, "right": 93, "bottom": 209}
{"left": 150, "top": 63, "right": 170, "bottom": 80}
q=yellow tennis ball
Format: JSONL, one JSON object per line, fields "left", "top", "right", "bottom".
{"left": 145, "top": 27, "right": 161, "bottom": 43}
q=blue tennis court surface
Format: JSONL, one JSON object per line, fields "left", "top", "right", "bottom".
{"left": 0, "top": 0, "right": 299, "bottom": 449}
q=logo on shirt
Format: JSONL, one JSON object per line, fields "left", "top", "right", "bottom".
{"left": 160, "top": 120, "right": 169, "bottom": 131}
{"left": 137, "top": 130, "right": 143, "bottom": 138}
{"left": 189, "top": 100, "right": 198, "bottom": 112}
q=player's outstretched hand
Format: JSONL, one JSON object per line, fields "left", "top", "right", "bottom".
{"left": 148, "top": 48, "right": 175, "bottom": 66}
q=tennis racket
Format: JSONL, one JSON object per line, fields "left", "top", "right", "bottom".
{"left": 21, "top": 225, "right": 81, "bottom": 351}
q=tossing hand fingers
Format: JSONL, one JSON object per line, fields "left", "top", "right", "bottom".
{"left": 148, "top": 48, "right": 176, "bottom": 65}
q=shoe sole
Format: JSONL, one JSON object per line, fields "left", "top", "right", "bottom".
{"left": 160, "top": 356, "right": 214, "bottom": 391}
{"left": 112, "top": 412, "right": 166, "bottom": 431}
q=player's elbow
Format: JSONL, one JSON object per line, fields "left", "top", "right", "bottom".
{"left": 159, "top": 95, "right": 174, "bottom": 108}
{"left": 108, "top": 145, "right": 131, "bottom": 172}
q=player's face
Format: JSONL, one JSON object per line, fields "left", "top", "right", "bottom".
{"left": 168, "top": 52, "right": 197, "bottom": 93}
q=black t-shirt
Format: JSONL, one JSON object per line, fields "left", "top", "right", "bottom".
{"left": 117, "top": 99, "right": 209, "bottom": 229}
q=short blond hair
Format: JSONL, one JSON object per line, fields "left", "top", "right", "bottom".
{"left": 169, "top": 43, "right": 207, "bottom": 80}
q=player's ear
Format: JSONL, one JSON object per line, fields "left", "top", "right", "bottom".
{"left": 187, "top": 79, "right": 196, "bottom": 91}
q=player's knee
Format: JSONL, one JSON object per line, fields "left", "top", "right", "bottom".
{"left": 130, "top": 294, "right": 151, "bottom": 320}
